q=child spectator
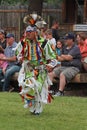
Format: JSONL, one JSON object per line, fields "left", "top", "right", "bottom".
{"left": 56, "top": 40, "right": 63, "bottom": 55}
{"left": 41, "top": 29, "right": 57, "bottom": 72}
{"left": 56, "top": 39, "right": 63, "bottom": 65}
{"left": 45, "top": 29, "right": 56, "bottom": 51}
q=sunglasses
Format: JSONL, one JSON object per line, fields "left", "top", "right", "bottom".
{"left": 26, "top": 30, "right": 34, "bottom": 33}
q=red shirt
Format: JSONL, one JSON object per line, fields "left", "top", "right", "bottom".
{"left": 78, "top": 40, "right": 87, "bottom": 59}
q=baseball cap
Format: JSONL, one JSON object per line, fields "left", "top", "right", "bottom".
{"left": 6, "top": 33, "right": 14, "bottom": 38}
{"left": 26, "top": 25, "right": 36, "bottom": 32}
{"left": 0, "top": 29, "right": 5, "bottom": 34}
{"left": 64, "top": 33, "right": 75, "bottom": 40}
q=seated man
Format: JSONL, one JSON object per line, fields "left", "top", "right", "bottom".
{"left": 48, "top": 33, "right": 82, "bottom": 96}
{"left": 0, "top": 33, "right": 21, "bottom": 91}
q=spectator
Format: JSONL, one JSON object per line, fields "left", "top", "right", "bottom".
{"left": 0, "top": 33, "right": 21, "bottom": 91}
{"left": 46, "top": 39, "right": 63, "bottom": 72}
{"left": 76, "top": 32, "right": 87, "bottom": 71}
{"left": 48, "top": 32, "right": 82, "bottom": 96}
{"left": 56, "top": 39, "right": 63, "bottom": 55}
{"left": 45, "top": 29, "right": 56, "bottom": 51}
{"left": 0, "top": 29, "right": 7, "bottom": 86}
{"left": 51, "top": 20, "right": 60, "bottom": 41}
{"left": 56, "top": 39, "right": 63, "bottom": 66}
{"left": 0, "top": 53, "right": 8, "bottom": 74}
{"left": 0, "top": 29, "right": 6, "bottom": 53}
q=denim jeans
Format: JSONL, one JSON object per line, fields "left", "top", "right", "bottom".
{"left": 0, "top": 69, "right": 4, "bottom": 90}
{"left": 2, "top": 65, "right": 21, "bottom": 91}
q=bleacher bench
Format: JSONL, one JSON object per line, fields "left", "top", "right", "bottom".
{"left": 12, "top": 72, "right": 87, "bottom": 83}
{"left": 11, "top": 72, "right": 87, "bottom": 95}
{"left": 11, "top": 72, "right": 19, "bottom": 81}
{"left": 71, "top": 73, "right": 87, "bottom": 83}
{"left": 53, "top": 73, "right": 87, "bottom": 83}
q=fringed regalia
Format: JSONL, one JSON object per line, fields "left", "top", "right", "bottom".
{"left": 14, "top": 12, "right": 57, "bottom": 115}
{"left": 16, "top": 38, "right": 54, "bottom": 115}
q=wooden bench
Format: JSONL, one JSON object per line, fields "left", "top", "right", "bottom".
{"left": 11, "top": 72, "right": 87, "bottom": 95}
{"left": 52, "top": 73, "right": 87, "bottom": 96}
{"left": 11, "top": 72, "right": 19, "bottom": 81}
{"left": 53, "top": 73, "right": 87, "bottom": 83}
{"left": 11, "top": 72, "right": 87, "bottom": 83}
{"left": 65, "top": 73, "right": 87, "bottom": 96}
{"left": 8, "top": 72, "right": 19, "bottom": 92}
{"left": 71, "top": 73, "right": 87, "bottom": 83}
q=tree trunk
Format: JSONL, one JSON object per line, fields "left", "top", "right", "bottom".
{"left": 28, "top": 0, "right": 43, "bottom": 16}
{"left": 84, "top": 0, "right": 87, "bottom": 23}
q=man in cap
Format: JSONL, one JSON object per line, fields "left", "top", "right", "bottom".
{"left": 48, "top": 32, "right": 82, "bottom": 96}
{"left": 0, "top": 33, "right": 21, "bottom": 91}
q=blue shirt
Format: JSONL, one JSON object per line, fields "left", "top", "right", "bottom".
{"left": 4, "top": 42, "right": 18, "bottom": 67}
{"left": 56, "top": 48, "right": 62, "bottom": 56}
{"left": 56, "top": 48, "right": 62, "bottom": 64}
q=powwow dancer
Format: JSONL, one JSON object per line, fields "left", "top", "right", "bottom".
{"left": 15, "top": 13, "right": 56, "bottom": 115}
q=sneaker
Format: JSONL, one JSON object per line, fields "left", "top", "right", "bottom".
{"left": 1, "top": 79, "right": 5, "bottom": 83}
{"left": 54, "top": 91, "right": 64, "bottom": 97}
{"left": 30, "top": 111, "right": 40, "bottom": 115}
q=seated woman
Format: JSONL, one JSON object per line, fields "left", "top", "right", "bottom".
{"left": 76, "top": 32, "right": 87, "bottom": 72}
{"left": 0, "top": 53, "right": 8, "bottom": 74}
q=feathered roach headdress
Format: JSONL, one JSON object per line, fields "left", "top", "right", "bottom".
{"left": 23, "top": 12, "right": 47, "bottom": 29}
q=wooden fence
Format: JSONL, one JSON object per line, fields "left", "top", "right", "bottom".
{"left": 0, "top": 5, "right": 28, "bottom": 42}
{"left": 0, "top": 5, "right": 73, "bottom": 41}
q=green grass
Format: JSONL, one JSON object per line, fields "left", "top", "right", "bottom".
{"left": 0, "top": 92, "right": 87, "bottom": 130}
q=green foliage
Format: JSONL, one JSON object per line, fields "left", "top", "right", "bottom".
{"left": 47, "top": 0, "right": 63, "bottom": 3}
{"left": 44, "top": 0, "right": 63, "bottom": 8}
{"left": 0, "top": 92, "right": 87, "bottom": 130}
{"left": 0, "top": 0, "right": 28, "bottom": 5}
{"left": 0, "top": 0, "right": 63, "bottom": 5}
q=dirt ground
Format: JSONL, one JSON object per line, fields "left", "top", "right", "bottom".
{"left": 64, "top": 83, "right": 87, "bottom": 97}
{"left": 50, "top": 83, "right": 87, "bottom": 97}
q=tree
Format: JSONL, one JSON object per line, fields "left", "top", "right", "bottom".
{"left": 28, "top": 0, "right": 63, "bottom": 15}
{"left": 0, "top": 0, "right": 28, "bottom": 5}
{"left": 28, "top": 0, "right": 43, "bottom": 15}
{"left": 0, "top": 0, "right": 63, "bottom": 15}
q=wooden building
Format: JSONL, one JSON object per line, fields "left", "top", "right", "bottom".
{"left": 58, "top": 0, "right": 87, "bottom": 33}
{"left": 62, "top": 0, "right": 87, "bottom": 24}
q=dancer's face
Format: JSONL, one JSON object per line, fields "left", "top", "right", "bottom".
{"left": 26, "top": 31, "right": 36, "bottom": 40}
